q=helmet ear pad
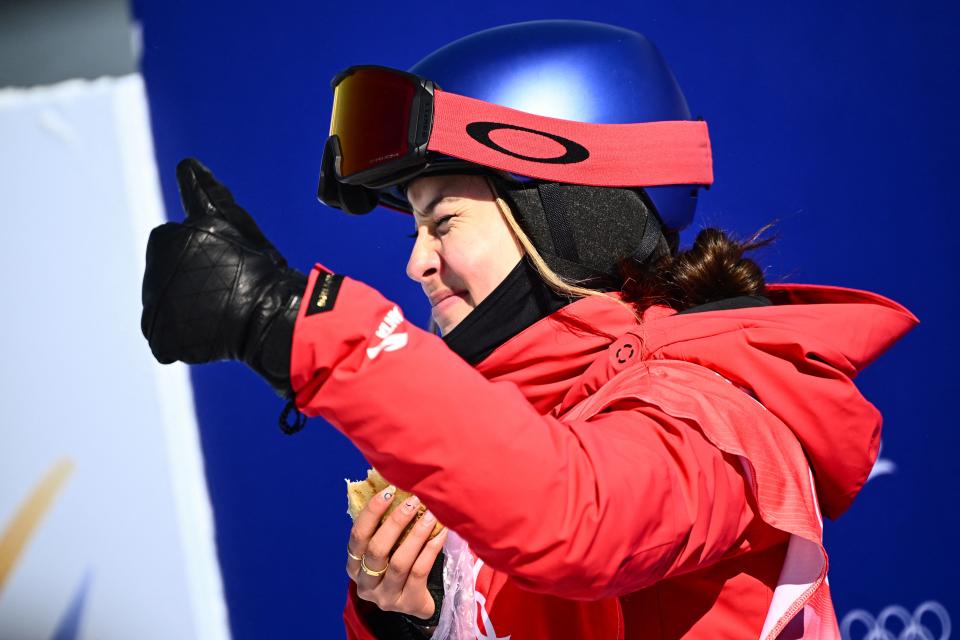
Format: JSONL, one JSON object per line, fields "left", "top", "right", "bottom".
{"left": 489, "top": 175, "right": 668, "bottom": 289}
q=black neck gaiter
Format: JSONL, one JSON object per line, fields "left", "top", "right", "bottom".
{"left": 443, "top": 257, "right": 570, "bottom": 365}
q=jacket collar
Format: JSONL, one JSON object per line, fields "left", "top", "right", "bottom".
{"left": 475, "top": 294, "right": 638, "bottom": 414}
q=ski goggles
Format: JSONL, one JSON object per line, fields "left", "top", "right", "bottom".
{"left": 318, "top": 65, "right": 713, "bottom": 214}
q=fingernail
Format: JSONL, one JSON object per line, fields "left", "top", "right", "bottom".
{"left": 419, "top": 510, "right": 437, "bottom": 527}
{"left": 382, "top": 485, "right": 396, "bottom": 501}
{"left": 402, "top": 495, "right": 420, "bottom": 513}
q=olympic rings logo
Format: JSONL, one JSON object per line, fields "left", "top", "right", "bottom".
{"left": 841, "top": 601, "right": 951, "bottom": 640}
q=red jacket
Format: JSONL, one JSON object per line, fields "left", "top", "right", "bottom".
{"left": 290, "top": 268, "right": 917, "bottom": 639}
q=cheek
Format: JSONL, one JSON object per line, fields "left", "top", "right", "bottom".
{"left": 446, "top": 234, "right": 519, "bottom": 297}
{"left": 443, "top": 239, "right": 487, "bottom": 281}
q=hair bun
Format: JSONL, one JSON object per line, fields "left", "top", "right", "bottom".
{"left": 619, "top": 226, "right": 771, "bottom": 311}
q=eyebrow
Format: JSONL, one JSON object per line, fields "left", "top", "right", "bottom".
{"left": 413, "top": 193, "right": 460, "bottom": 219}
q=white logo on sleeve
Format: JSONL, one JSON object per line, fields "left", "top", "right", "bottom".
{"left": 366, "top": 306, "right": 408, "bottom": 360}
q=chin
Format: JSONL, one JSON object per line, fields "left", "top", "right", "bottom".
{"left": 435, "top": 317, "right": 459, "bottom": 336}
{"left": 434, "top": 308, "right": 470, "bottom": 335}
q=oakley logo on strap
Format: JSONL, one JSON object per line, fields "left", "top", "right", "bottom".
{"left": 465, "top": 122, "right": 590, "bottom": 165}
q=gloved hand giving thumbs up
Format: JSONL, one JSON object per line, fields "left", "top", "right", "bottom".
{"left": 141, "top": 158, "right": 307, "bottom": 399}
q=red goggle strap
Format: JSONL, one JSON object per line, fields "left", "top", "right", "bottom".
{"left": 428, "top": 89, "right": 713, "bottom": 187}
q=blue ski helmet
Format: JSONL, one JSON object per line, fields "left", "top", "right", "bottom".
{"left": 408, "top": 20, "right": 701, "bottom": 231}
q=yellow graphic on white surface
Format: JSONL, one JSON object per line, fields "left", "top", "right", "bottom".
{"left": 0, "top": 458, "right": 74, "bottom": 592}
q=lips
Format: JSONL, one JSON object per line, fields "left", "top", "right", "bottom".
{"left": 428, "top": 289, "right": 466, "bottom": 308}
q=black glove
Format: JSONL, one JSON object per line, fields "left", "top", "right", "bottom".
{"left": 141, "top": 158, "right": 307, "bottom": 399}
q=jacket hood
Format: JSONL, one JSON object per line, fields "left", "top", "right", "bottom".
{"left": 479, "top": 283, "right": 918, "bottom": 520}
{"left": 621, "top": 283, "right": 917, "bottom": 519}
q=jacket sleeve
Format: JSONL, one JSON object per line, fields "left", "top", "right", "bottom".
{"left": 293, "top": 267, "right": 763, "bottom": 599}
{"left": 344, "top": 585, "right": 379, "bottom": 640}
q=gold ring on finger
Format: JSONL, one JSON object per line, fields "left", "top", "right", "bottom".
{"left": 347, "top": 547, "right": 361, "bottom": 562}
{"left": 360, "top": 553, "right": 388, "bottom": 578}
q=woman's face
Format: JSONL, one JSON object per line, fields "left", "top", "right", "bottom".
{"left": 405, "top": 174, "right": 524, "bottom": 335}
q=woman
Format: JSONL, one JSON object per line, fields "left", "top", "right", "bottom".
{"left": 141, "top": 21, "right": 917, "bottom": 640}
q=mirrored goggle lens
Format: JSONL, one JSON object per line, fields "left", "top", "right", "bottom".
{"left": 330, "top": 67, "right": 415, "bottom": 178}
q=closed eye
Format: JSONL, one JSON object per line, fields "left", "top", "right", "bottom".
{"left": 408, "top": 215, "right": 455, "bottom": 239}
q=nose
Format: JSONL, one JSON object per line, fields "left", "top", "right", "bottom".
{"left": 406, "top": 228, "right": 440, "bottom": 283}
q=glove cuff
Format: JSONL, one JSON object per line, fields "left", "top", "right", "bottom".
{"left": 244, "top": 268, "right": 308, "bottom": 398}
